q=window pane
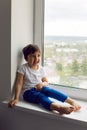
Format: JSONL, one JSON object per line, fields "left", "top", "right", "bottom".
{"left": 44, "top": 0, "right": 87, "bottom": 89}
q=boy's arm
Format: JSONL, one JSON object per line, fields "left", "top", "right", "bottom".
{"left": 8, "top": 73, "right": 23, "bottom": 107}
{"left": 42, "top": 77, "right": 48, "bottom": 82}
{"left": 35, "top": 77, "right": 49, "bottom": 91}
{"left": 41, "top": 77, "right": 49, "bottom": 86}
{"left": 14, "top": 73, "right": 23, "bottom": 100}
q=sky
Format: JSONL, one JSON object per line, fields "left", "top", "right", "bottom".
{"left": 44, "top": 0, "right": 87, "bottom": 37}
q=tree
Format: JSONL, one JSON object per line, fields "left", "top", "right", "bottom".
{"left": 56, "top": 62, "right": 63, "bottom": 71}
{"left": 80, "top": 59, "right": 87, "bottom": 75}
{"left": 71, "top": 60, "right": 79, "bottom": 75}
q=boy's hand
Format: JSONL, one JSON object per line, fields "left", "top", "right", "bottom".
{"left": 35, "top": 83, "right": 43, "bottom": 91}
{"left": 8, "top": 99, "right": 19, "bottom": 108}
{"left": 35, "top": 82, "right": 48, "bottom": 91}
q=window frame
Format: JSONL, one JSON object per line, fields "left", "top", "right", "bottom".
{"left": 34, "top": 0, "right": 87, "bottom": 101}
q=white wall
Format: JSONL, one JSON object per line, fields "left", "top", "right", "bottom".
{"left": 0, "top": 0, "right": 34, "bottom": 101}
{"left": 11, "top": 0, "right": 34, "bottom": 90}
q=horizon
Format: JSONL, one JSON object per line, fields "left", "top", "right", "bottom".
{"left": 44, "top": 35, "right": 87, "bottom": 42}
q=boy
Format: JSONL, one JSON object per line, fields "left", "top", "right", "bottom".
{"left": 8, "top": 44, "right": 81, "bottom": 114}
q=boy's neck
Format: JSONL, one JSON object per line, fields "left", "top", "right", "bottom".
{"left": 28, "top": 63, "right": 39, "bottom": 70}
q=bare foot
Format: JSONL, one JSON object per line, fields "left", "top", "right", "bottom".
{"left": 57, "top": 106, "right": 74, "bottom": 114}
{"left": 70, "top": 101, "right": 81, "bottom": 111}
{"left": 50, "top": 103, "right": 74, "bottom": 114}
{"left": 65, "top": 97, "right": 81, "bottom": 112}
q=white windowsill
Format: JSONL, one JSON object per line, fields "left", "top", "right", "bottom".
{"left": 4, "top": 99, "right": 87, "bottom": 124}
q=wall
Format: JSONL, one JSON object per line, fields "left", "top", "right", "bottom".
{"left": 0, "top": 0, "right": 11, "bottom": 101}
{"left": 11, "top": 0, "right": 33, "bottom": 90}
{"left": 0, "top": 0, "right": 34, "bottom": 101}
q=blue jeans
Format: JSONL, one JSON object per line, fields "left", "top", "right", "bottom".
{"left": 23, "top": 86, "right": 68, "bottom": 110}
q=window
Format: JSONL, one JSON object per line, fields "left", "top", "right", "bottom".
{"left": 44, "top": 0, "right": 87, "bottom": 90}
{"left": 34, "top": 0, "right": 87, "bottom": 100}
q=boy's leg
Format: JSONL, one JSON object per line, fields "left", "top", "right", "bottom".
{"left": 23, "top": 88, "right": 52, "bottom": 110}
{"left": 38, "top": 94, "right": 74, "bottom": 114}
{"left": 23, "top": 88, "right": 74, "bottom": 114}
{"left": 41, "top": 87, "right": 81, "bottom": 111}
{"left": 41, "top": 86, "right": 68, "bottom": 102}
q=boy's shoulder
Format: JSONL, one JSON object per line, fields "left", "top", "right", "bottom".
{"left": 17, "top": 63, "right": 28, "bottom": 69}
{"left": 21, "top": 63, "right": 28, "bottom": 67}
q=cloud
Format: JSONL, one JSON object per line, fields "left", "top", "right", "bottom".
{"left": 45, "top": 0, "right": 87, "bottom": 21}
{"left": 45, "top": 0, "right": 87, "bottom": 36}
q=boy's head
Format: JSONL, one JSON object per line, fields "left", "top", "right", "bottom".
{"left": 23, "top": 44, "right": 40, "bottom": 61}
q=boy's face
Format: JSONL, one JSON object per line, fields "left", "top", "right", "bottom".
{"left": 27, "top": 51, "right": 41, "bottom": 67}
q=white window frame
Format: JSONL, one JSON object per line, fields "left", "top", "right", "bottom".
{"left": 34, "top": 0, "right": 87, "bottom": 101}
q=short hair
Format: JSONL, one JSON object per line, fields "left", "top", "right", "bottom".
{"left": 22, "top": 44, "right": 40, "bottom": 61}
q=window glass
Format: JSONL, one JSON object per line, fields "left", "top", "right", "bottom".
{"left": 44, "top": 0, "right": 87, "bottom": 89}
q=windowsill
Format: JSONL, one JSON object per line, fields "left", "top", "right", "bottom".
{"left": 4, "top": 99, "right": 87, "bottom": 124}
